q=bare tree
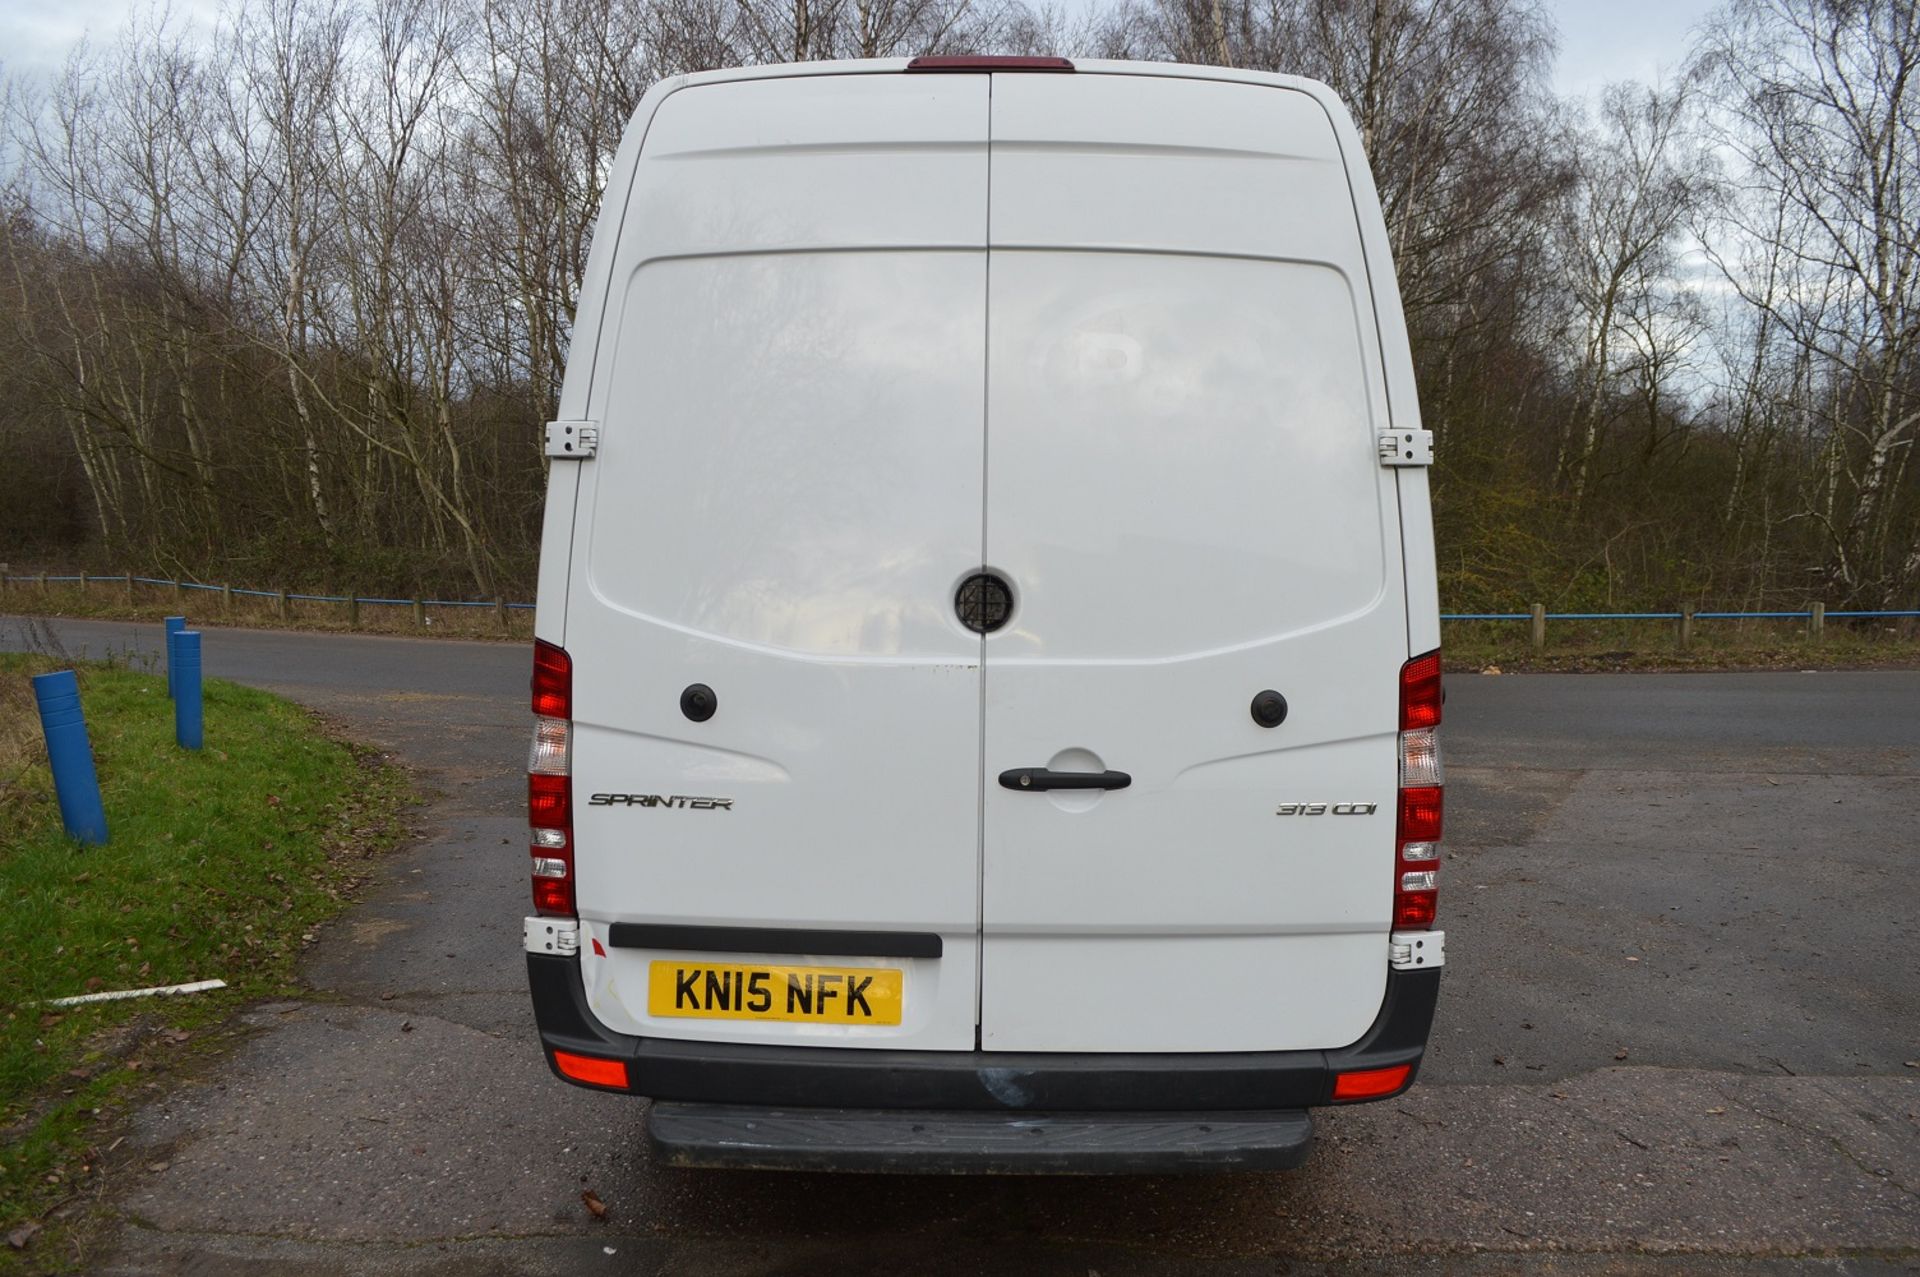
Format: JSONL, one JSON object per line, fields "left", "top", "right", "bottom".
{"left": 1550, "top": 81, "right": 1703, "bottom": 509}
{"left": 1694, "top": 0, "right": 1920, "bottom": 605}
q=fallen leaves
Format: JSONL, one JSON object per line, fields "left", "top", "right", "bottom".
{"left": 7, "top": 1221, "right": 41, "bottom": 1251}
{"left": 582, "top": 1189, "right": 608, "bottom": 1221}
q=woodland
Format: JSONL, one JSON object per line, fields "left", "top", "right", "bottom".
{"left": 1, "top": 0, "right": 1916, "bottom": 612}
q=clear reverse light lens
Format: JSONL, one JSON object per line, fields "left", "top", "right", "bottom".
{"left": 1401, "top": 869, "right": 1438, "bottom": 893}
{"left": 531, "top": 827, "right": 567, "bottom": 849}
{"left": 1400, "top": 840, "right": 1438, "bottom": 862}
{"left": 528, "top": 716, "right": 570, "bottom": 775}
{"left": 1399, "top": 728, "right": 1442, "bottom": 787}
{"left": 532, "top": 856, "right": 568, "bottom": 879}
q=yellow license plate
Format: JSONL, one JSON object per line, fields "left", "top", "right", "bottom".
{"left": 647, "top": 961, "right": 903, "bottom": 1025}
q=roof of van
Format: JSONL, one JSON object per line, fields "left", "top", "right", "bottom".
{"left": 653, "top": 58, "right": 1344, "bottom": 109}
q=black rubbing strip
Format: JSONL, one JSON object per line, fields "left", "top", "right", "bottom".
{"left": 608, "top": 923, "right": 942, "bottom": 960}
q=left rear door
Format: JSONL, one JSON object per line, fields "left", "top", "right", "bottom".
{"left": 564, "top": 73, "right": 992, "bottom": 1051}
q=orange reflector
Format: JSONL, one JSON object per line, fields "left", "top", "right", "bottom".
{"left": 553, "top": 1050, "right": 628, "bottom": 1089}
{"left": 1332, "top": 1063, "right": 1412, "bottom": 1102}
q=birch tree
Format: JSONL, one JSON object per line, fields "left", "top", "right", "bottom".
{"left": 1694, "top": 0, "right": 1920, "bottom": 605}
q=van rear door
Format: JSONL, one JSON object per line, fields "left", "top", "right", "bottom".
{"left": 979, "top": 73, "right": 1409, "bottom": 1053}
{"left": 563, "top": 74, "right": 990, "bottom": 1051}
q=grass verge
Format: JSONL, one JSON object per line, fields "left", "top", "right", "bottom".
{"left": 0, "top": 647, "right": 409, "bottom": 1269}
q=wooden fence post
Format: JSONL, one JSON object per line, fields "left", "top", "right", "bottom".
{"left": 1809, "top": 602, "right": 1825, "bottom": 642}
{"left": 171, "top": 578, "right": 183, "bottom": 603}
{"left": 276, "top": 588, "right": 289, "bottom": 621}
{"left": 1529, "top": 603, "right": 1546, "bottom": 654}
{"left": 348, "top": 596, "right": 360, "bottom": 630}
{"left": 495, "top": 598, "right": 508, "bottom": 632}
{"left": 412, "top": 599, "right": 426, "bottom": 629}
{"left": 222, "top": 583, "right": 233, "bottom": 613}
{"left": 1678, "top": 604, "right": 1694, "bottom": 652}
{"left": 123, "top": 572, "right": 134, "bottom": 604}
{"left": 38, "top": 572, "right": 49, "bottom": 595}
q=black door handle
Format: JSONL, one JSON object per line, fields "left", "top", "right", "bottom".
{"left": 999, "top": 768, "right": 1132, "bottom": 792}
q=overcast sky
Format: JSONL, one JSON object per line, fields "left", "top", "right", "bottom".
{"left": 3, "top": 0, "right": 1722, "bottom": 101}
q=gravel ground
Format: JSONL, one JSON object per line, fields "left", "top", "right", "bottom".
{"left": 5, "top": 616, "right": 1916, "bottom": 1275}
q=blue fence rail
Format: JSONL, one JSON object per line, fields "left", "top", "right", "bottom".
{"left": 1440, "top": 601, "right": 1918, "bottom": 652}
{"left": 4, "top": 570, "right": 1917, "bottom": 641}
{"left": 0, "top": 570, "right": 534, "bottom": 631}
{"left": 1442, "top": 610, "right": 1920, "bottom": 621}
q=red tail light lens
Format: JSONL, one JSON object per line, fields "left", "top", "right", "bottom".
{"left": 532, "top": 874, "right": 573, "bottom": 918}
{"left": 528, "top": 772, "right": 569, "bottom": 829}
{"left": 1394, "top": 650, "right": 1443, "bottom": 930}
{"left": 1397, "top": 786, "right": 1444, "bottom": 842}
{"left": 532, "top": 638, "right": 571, "bottom": 719}
{"left": 1332, "top": 1062, "right": 1412, "bottom": 1102}
{"left": 552, "top": 1050, "right": 628, "bottom": 1089}
{"left": 1399, "top": 649, "right": 1442, "bottom": 730}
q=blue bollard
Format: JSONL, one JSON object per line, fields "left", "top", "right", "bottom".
{"left": 173, "top": 631, "right": 203, "bottom": 751}
{"left": 164, "top": 616, "right": 186, "bottom": 699}
{"left": 32, "top": 670, "right": 109, "bottom": 844}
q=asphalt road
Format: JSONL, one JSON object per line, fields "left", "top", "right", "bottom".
{"left": 6, "top": 616, "right": 1918, "bottom": 1274}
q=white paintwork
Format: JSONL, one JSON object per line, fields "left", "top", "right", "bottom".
{"left": 525, "top": 915, "right": 580, "bottom": 956}
{"left": 562, "top": 73, "right": 990, "bottom": 1050}
{"left": 978, "top": 72, "right": 1405, "bottom": 1049}
{"left": 1389, "top": 929, "right": 1444, "bottom": 970}
{"left": 1379, "top": 428, "right": 1434, "bottom": 465}
{"left": 544, "top": 420, "right": 598, "bottom": 459}
{"left": 537, "top": 60, "right": 1439, "bottom": 1058}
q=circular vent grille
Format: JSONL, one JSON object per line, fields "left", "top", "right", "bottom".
{"left": 955, "top": 572, "right": 1013, "bottom": 634}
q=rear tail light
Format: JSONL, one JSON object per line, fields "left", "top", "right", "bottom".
{"left": 1395, "top": 650, "right": 1443, "bottom": 930}
{"left": 533, "top": 638, "right": 571, "bottom": 717}
{"left": 1332, "top": 1062, "right": 1412, "bottom": 1102}
{"left": 551, "top": 1049, "right": 628, "bottom": 1089}
{"left": 528, "top": 639, "right": 575, "bottom": 917}
{"left": 1399, "top": 650, "right": 1442, "bottom": 730}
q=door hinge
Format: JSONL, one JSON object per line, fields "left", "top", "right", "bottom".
{"left": 1378, "top": 429, "right": 1433, "bottom": 467}
{"left": 1389, "top": 930, "right": 1445, "bottom": 970}
{"left": 546, "top": 420, "right": 599, "bottom": 459}
{"left": 524, "top": 916, "right": 580, "bottom": 955}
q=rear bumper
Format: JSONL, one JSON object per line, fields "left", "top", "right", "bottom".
{"left": 647, "top": 1102, "right": 1315, "bottom": 1173}
{"left": 527, "top": 952, "right": 1439, "bottom": 1113}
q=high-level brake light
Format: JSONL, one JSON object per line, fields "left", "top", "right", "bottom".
{"left": 1395, "top": 650, "right": 1444, "bottom": 930}
{"left": 528, "top": 639, "right": 575, "bottom": 917}
{"left": 904, "top": 55, "right": 1075, "bottom": 72}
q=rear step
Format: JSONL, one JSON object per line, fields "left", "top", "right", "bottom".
{"left": 647, "top": 1103, "right": 1313, "bottom": 1174}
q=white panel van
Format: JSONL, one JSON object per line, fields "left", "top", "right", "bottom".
{"left": 524, "top": 55, "right": 1446, "bottom": 1172}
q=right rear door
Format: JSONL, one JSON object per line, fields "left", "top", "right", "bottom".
{"left": 978, "top": 73, "right": 1409, "bottom": 1053}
